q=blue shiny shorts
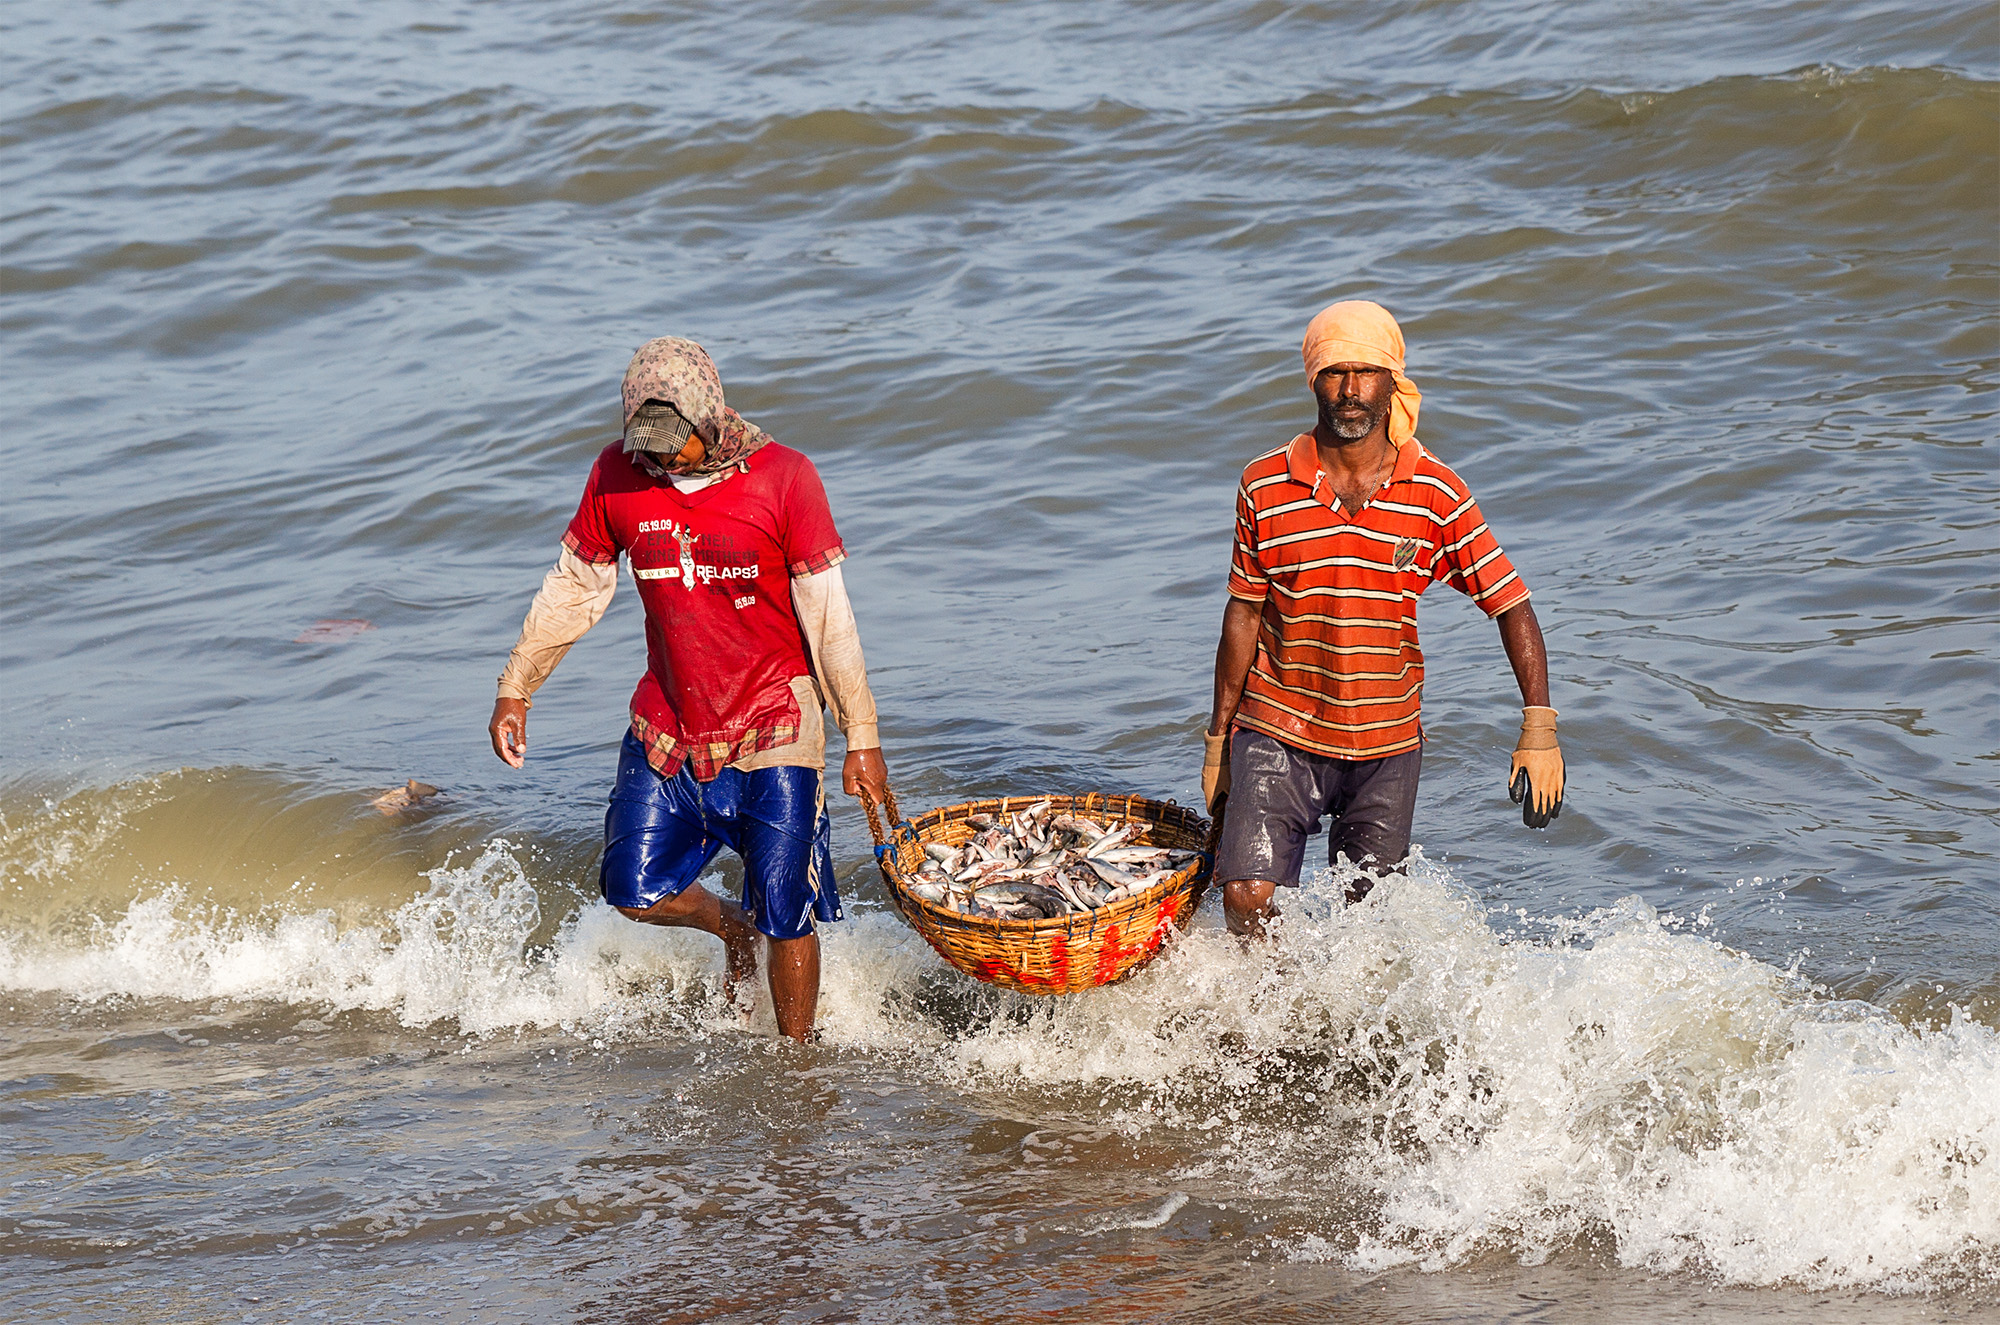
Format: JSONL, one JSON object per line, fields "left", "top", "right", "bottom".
{"left": 600, "top": 733, "right": 843, "bottom": 941}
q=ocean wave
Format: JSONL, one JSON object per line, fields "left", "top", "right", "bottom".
{"left": 3, "top": 833, "right": 1993, "bottom": 1293}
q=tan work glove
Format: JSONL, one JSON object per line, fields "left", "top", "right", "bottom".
{"left": 1508, "top": 706, "right": 1564, "bottom": 828}
{"left": 1202, "top": 731, "right": 1230, "bottom": 815}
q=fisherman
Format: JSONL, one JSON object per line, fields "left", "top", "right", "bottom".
{"left": 487, "top": 337, "right": 888, "bottom": 1040}
{"left": 1203, "top": 301, "right": 1563, "bottom": 936}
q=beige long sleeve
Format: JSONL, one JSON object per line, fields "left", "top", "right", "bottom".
{"left": 791, "top": 565, "right": 880, "bottom": 750}
{"left": 495, "top": 547, "right": 618, "bottom": 705}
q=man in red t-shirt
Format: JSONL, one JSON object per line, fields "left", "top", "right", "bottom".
{"left": 486, "top": 337, "right": 889, "bottom": 1040}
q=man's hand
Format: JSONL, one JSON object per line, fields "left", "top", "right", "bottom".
{"left": 489, "top": 697, "right": 529, "bottom": 768}
{"left": 843, "top": 746, "right": 889, "bottom": 803}
{"left": 1508, "top": 706, "right": 1563, "bottom": 828}
{"left": 1202, "top": 730, "right": 1230, "bottom": 815}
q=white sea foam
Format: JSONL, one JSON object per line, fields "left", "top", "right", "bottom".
{"left": 0, "top": 841, "right": 741, "bottom": 1037}
{"left": 1080, "top": 1192, "right": 1190, "bottom": 1234}
{"left": 1, "top": 839, "right": 1994, "bottom": 1292}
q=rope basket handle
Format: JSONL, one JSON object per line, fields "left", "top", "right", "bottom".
{"left": 856, "top": 781, "right": 904, "bottom": 848}
{"left": 857, "top": 781, "right": 908, "bottom": 892}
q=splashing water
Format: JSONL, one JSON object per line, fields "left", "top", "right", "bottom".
{"left": 3, "top": 839, "right": 1991, "bottom": 1292}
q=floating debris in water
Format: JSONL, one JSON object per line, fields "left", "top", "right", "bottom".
{"left": 294, "top": 619, "right": 375, "bottom": 643}
{"left": 906, "top": 799, "right": 1197, "bottom": 920}
{"left": 371, "top": 779, "right": 441, "bottom": 814}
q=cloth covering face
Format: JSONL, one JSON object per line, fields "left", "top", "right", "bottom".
{"left": 1301, "top": 300, "right": 1422, "bottom": 448}
{"left": 620, "top": 337, "right": 772, "bottom": 478}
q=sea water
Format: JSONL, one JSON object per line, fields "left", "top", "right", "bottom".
{"left": 3, "top": 2, "right": 1995, "bottom": 1320}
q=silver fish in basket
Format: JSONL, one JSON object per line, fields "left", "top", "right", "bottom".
{"left": 904, "top": 799, "right": 1199, "bottom": 920}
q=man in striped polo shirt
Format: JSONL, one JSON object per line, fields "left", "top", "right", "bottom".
{"left": 1202, "top": 300, "right": 1565, "bottom": 935}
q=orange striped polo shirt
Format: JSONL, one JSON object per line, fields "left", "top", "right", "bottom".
{"left": 1227, "top": 433, "right": 1530, "bottom": 760}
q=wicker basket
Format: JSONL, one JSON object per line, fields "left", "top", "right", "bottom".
{"left": 860, "top": 788, "right": 1216, "bottom": 996}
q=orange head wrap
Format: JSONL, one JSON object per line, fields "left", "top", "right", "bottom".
{"left": 1301, "top": 300, "right": 1422, "bottom": 447}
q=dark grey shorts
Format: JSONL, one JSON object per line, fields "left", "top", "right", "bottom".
{"left": 1214, "top": 730, "right": 1421, "bottom": 903}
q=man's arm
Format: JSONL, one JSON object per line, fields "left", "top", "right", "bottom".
{"left": 1426, "top": 477, "right": 1562, "bottom": 828}
{"left": 1206, "top": 477, "right": 1270, "bottom": 813}
{"left": 1208, "top": 597, "right": 1263, "bottom": 736}
{"left": 1495, "top": 600, "right": 1549, "bottom": 708}
{"left": 487, "top": 548, "right": 618, "bottom": 767}
{"left": 790, "top": 565, "right": 889, "bottom": 801}
{"left": 1202, "top": 597, "right": 1263, "bottom": 813}
{"left": 1495, "top": 600, "right": 1563, "bottom": 826}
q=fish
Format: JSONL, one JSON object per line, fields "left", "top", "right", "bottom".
{"left": 1082, "top": 823, "right": 1140, "bottom": 860}
{"left": 1049, "top": 873, "right": 1095, "bottom": 912}
{"left": 1054, "top": 814, "right": 1110, "bottom": 839}
{"left": 1095, "top": 846, "right": 1175, "bottom": 865}
{"left": 371, "top": 779, "right": 441, "bottom": 814}
{"left": 904, "top": 801, "right": 1196, "bottom": 918}
{"left": 1084, "top": 857, "right": 1140, "bottom": 889}
{"left": 972, "top": 881, "right": 1068, "bottom": 920}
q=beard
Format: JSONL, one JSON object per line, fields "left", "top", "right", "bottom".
{"left": 1325, "top": 401, "right": 1380, "bottom": 441}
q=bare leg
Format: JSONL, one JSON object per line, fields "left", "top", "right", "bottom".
{"left": 766, "top": 933, "right": 819, "bottom": 1042}
{"left": 616, "top": 886, "right": 759, "bottom": 1000}
{"left": 1224, "top": 878, "right": 1281, "bottom": 940}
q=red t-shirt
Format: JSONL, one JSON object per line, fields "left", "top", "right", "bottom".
{"left": 562, "top": 441, "right": 847, "bottom": 780}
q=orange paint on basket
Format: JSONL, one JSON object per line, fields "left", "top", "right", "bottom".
{"left": 980, "top": 933, "right": 1072, "bottom": 990}
{"left": 1093, "top": 924, "right": 1140, "bottom": 985}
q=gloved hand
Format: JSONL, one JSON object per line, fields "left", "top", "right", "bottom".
{"left": 1508, "top": 705, "right": 1564, "bottom": 829}
{"left": 1202, "top": 730, "right": 1230, "bottom": 815}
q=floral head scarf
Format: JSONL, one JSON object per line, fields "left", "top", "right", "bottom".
{"left": 620, "top": 337, "right": 773, "bottom": 477}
